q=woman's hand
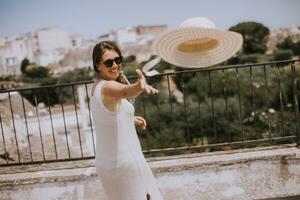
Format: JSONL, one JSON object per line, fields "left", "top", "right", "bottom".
{"left": 134, "top": 116, "right": 147, "bottom": 129}
{"left": 136, "top": 69, "right": 159, "bottom": 95}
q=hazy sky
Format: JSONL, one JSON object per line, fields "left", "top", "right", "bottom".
{"left": 0, "top": 0, "right": 299, "bottom": 38}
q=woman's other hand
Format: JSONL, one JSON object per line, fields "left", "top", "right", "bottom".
{"left": 134, "top": 116, "right": 147, "bottom": 129}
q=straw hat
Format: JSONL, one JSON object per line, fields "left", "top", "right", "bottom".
{"left": 152, "top": 17, "right": 243, "bottom": 68}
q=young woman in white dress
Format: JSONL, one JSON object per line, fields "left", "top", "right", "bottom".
{"left": 90, "top": 41, "right": 163, "bottom": 200}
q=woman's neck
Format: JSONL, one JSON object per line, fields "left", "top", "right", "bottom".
{"left": 97, "top": 73, "right": 110, "bottom": 81}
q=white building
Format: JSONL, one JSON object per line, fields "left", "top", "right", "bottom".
{"left": 97, "top": 33, "right": 114, "bottom": 42}
{"left": 104, "top": 25, "right": 167, "bottom": 61}
{"left": 111, "top": 27, "right": 138, "bottom": 47}
{"left": 0, "top": 35, "right": 30, "bottom": 75}
{"left": 31, "top": 27, "right": 71, "bottom": 54}
{"left": 95, "top": 24, "right": 167, "bottom": 62}
{"left": 0, "top": 24, "right": 167, "bottom": 76}
{"left": 28, "top": 27, "right": 72, "bottom": 66}
{"left": 71, "top": 35, "right": 96, "bottom": 49}
{"left": 0, "top": 27, "right": 72, "bottom": 76}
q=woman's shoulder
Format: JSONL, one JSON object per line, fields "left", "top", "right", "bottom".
{"left": 93, "top": 79, "right": 121, "bottom": 98}
{"left": 92, "top": 79, "right": 107, "bottom": 96}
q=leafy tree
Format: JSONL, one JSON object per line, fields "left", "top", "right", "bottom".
{"left": 53, "top": 68, "right": 93, "bottom": 104}
{"left": 123, "top": 55, "right": 136, "bottom": 63}
{"left": 229, "top": 22, "right": 270, "bottom": 54}
{"left": 277, "top": 36, "right": 300, "bottom": 56}
{"left": 39, "top": 77, "right": 60, "bottom": 106}
{"left": 25, "top": 65, "right": 50, "bottom": 79}
{"left": 226, "top": 54, "right": 272, "bottom": 65}
{"left": 20, "top": 58, "right": 30, "bottom": 74}
{"left": 277, "top": 36, "right": 294, "bottom": 50}
{"left": 273, "top": 49, "right": 293, "bottom": 61}
{"left": 20, "top": 68, "right": 92, "bottom": 106}
{"left": 57, "top": 68, "right": 93, "bottom": 84}
{"left": 123, "top": 62, "right": 139, "bottom": 77}
{"left": 240, "top": 54, "right": 261, "bottom": 64}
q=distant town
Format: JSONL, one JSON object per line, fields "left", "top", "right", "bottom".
{"left": 0, "top": 23, "right": 300, "bottom": 76}
{"left": 0, "top": 24, "right": 167, "bottom": 76}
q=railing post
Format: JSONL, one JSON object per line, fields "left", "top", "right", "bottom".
{"left": 291, "top": 62, "right": 300, "bottom": 147}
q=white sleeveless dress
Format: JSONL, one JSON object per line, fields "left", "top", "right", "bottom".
{"left": 90, "top": 80, "right": 163, "bottom": 200}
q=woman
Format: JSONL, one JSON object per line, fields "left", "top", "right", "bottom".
{"left": 90, "top": 41, "right": 163, "bottom": 200}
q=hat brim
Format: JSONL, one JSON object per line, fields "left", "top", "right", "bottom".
{"left": 153, "top": 27, "right": 243, "bottom": 68}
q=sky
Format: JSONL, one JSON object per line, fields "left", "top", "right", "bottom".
{"left": 0, "top": 0, "right": 300, "bottom": 38}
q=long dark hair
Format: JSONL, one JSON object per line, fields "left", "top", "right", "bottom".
{"left": 92, "top": 41, "right": 130, "bottom": 85}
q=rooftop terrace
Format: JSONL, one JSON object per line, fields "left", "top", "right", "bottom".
{"left": 0, "top": 59, "right": 300, "bottom": 199}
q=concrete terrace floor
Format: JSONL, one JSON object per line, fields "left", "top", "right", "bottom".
{"left": 261, "top": 196, "right": 300, "bottom": 200}
{"left": 0, "top": 144, "right": 299, "bottom": 200}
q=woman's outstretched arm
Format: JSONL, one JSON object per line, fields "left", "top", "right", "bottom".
{"left": 102, "top": 69, "right": 159, "bottom": 99}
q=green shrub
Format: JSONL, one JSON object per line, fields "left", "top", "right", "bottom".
{"left": 273, "top": 49, "right": 293, "bottom": 61}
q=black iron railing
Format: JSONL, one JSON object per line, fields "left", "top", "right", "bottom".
{"left": 0, "top": 59, "right": 299, "bottom": 166}
{"left": 137, "top": 59, "right": 300, "bottom": 155}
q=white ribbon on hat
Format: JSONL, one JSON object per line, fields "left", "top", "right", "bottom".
{"left": 142, "top": 57, "right": 161, "bottom": 76}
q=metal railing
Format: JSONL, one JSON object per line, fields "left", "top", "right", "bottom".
{"left": 138, "top": 59, "right": 300, "bottom": 155}
{"left": 0, "top": 59, "right": 299, "bottom": 166}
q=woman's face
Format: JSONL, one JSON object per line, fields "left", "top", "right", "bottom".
{"left": 98, "top": 49, "right": 122, "bottom": 80}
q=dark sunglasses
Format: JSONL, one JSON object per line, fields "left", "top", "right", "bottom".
{"left": 102, "top": 56, "right": 123, "bottom": 68}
